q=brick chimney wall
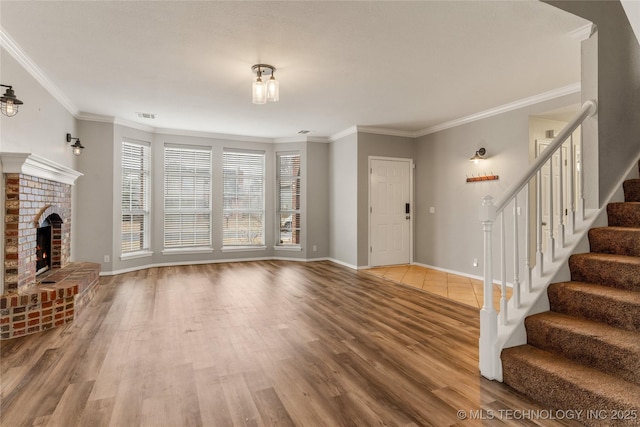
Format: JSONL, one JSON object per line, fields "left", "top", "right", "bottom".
{"left": 4, "top": 173, "right": 72, "bottom": 293}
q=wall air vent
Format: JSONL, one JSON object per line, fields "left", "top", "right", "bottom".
{"left": 136, "top": 112, "right": 156, "bottom": 119}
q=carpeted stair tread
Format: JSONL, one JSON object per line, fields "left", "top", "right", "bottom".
{"left": 548, "top": 281, "right": 640, "bottom": 332}
{"left": 623, "top": 179, "right": 640, "bottom": 202}
{"left": 607, "top": 202, "right": 640, "bottom": 227}
{"left": 570, "top": 252, "right": 640, "bottom": 291}
{"left": 588, "top": 226, "right": 640, "bottom": 256}
{"left": 525, "top": 312, "right": 640, "bottom": 385}
{"left": 502, "top": 345, "right": 640, "bottom": 424}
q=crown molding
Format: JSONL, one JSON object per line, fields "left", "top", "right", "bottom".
{"left": 153, "top": 127, "right": 274, "bottom": 143}
{"left": 415, "top": 82, "right": 581, "bottom": 137}
{"left": 356, "top": 126, "right": 416, "bottom": 138}
{"left": 76, "top": 112, "right": 115, "bottom": 124}
{"left": 0, "top": 152, "right": 83, "bottom": 185}
{"left": 114, "top": 117, "right": 155, "bottom": 133}
{"left": 1, "top": 27, "right": 79, "bottom": 117}
{"left": 273, "top": 136, "right": 330, "bottom": 144}
{"left": 568, "top": 23, "right": 596, "bottom": 41}
{"left": 329, "top": 126, "right": 358, "bottom": 142}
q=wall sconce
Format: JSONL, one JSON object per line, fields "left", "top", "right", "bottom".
{"left": 0, "top": 84, "right": 24, "bottom": 117}
{"left": 251, "top": 64, "right": 279, "bottom": 104}
{"left": 67, "top": 133, "right": 85, "bottom": 156}
{"left": 469, "top": 147, "right": 486, "bottom": 164}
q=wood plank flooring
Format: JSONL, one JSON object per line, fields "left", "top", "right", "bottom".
{"left": 1, "top": 261, "right": 580, "bottom": 426}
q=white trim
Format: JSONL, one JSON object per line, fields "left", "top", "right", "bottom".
{"left": 161, "top": 247, "right": 214, "bottom": 256}
{"left": 568, "top": 23, "right": 596, "bottom": 41}
{"left": 273, "top": 136, "right": 330, "bottom": 144}
{"left": 357, "top": 126, "right": 415, "bottom": 138}
{"left": 326, "top": 257, "right": 359, "bottom": 270}
{"left": 329, "top": 126, "right": 358, "bottom": 142}
{"left": 0, "top": 152, "right": 83, "bottom": 185}
{"left": 274, "top": 245, "right": 303, "bottom": 252}
{"left": 155, "top": 127, "right": 274, "bottom": 143}
{"left": 412, "top": 262, "right": 507, "bottom": 286}
{"left": 415, "top": 83, "right": 581, "bottom": 137}
{"left": 120, "top": 250, "right": 153, "bottom": 261}
{"left": 221, "top": 246, "right": 267, "bottom": 253}
{"left": 1, "top": 27, "right": 80, "bottom": 117}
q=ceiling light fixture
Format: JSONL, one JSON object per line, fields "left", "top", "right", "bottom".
{"left": 67, "top": 133, "right": 85, "bottom": 156}
{"left": 0, "top": 84, "right": 24, "bottom": 117}
{"left": 470, "top": 147, "right": 486, "bottom": 164}
{"left": 251, "top": 64, "right": 279, "bottom": 104}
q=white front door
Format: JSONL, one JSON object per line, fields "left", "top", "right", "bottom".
{"left": 370, "top": 158, "right": 412, "bottom": 267}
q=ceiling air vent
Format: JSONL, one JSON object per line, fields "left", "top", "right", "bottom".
{"left": 298, "top": 130, "right": 310, "bottom": 134}
{"left": 136, "top": 112, "right": 156, "bottom": 119}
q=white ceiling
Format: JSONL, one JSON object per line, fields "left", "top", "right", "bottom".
{"left": 0, "top": 1, "right": 589, "bottom": 140}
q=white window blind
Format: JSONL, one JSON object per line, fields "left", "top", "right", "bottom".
{"left": 277, "top": 152, "right": 301, "bottom": 245}
{"left": 223, "top": 150, "right": 265, "bottom": 246}
{"left": 121, "top": 141, "right": 150, "bottom": 254}
{"left": 164, "top": 146, "right": 212, "bottom": 248}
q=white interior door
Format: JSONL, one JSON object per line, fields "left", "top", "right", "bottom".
{"left": 370, "top": 158, "right": 411, "bottom": 267}
{"left": 537, "top": 139, "right": 569, "bottom": 252}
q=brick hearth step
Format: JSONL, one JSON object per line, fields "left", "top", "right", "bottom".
{"left": 569, "top": 252, "right": 640, "bottom": 291}
{"left": 623, "top": 178, "right": 640, "bottom": 202}
{"left": 525, "top": 312, "right": 640, "bottom": 385}
{"left": 588, "top": 226, "right": 640, "bottom": 256}
{"left": 606, "top": 202, "right": 640, "bottom": 227}
{"left": 502, "top": 345, "right": 640, "bottom": 427}
{"left": 548, "top": 281, "right": 640, "bottom": 332}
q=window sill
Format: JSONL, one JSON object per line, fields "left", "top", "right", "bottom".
{"left": 274, "top": 245, "right": 303, "bottom": 252}
{"left": 120, "top": 251, "right": 153, "bottom": 261}
{"left": 162, "top": 247, "right": 214, "bottom": 256}
{"left": 221, "top": 246, "right": 267, "bottom": 253}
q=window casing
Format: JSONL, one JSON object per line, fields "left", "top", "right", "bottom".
{"left": 121, "top": 141, "right": 151, "bottom": 255}
{"left": 276, "top": 152, "right": 301, "bottom": 246}
{"left": 164, "top": 145, "right": 212, "bottom": 249}
{"left": 223, "top": 150, "right": 265, "bottom": 247}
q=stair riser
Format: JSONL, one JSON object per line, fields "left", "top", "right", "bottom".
{"left": 525, "top": 317, "right": 640, "bottom": 386}
{"left": 502, "top": 354, "right": 639, "bottom": 427}
{"left": 548, "top": 283, "right": 640, "bottom": 332}
{"left": 623, "top": 179, "right": 640, "bottom": 202}
{"left": 607, "top": 203, "right": 640, "bottom": 227}
{"left": 570, "top": 255, "right": 640, "bottom": 291}
{"left": 588, "top": 228, "right": 640, "bottom": 257}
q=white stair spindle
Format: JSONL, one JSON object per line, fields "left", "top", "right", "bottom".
{"left": 536, "top": 170, "right": 544, "bottom": 275}
{"left": 558, "top": 144, "right": 565, "bottom": 248}
{"left": 525, "top": 182, "right": 532, "bottom": 293}
{"left": 513, "top": 197, "right": 520, "bottom": 308}
{"left": 568, "top": 135, "right": 576, "bottom": 235}
{"left": 500, "top": 212, "right": 507, "bottom": 325}
{"left": 547, "top": 156, "right": 555, "bottom": 263}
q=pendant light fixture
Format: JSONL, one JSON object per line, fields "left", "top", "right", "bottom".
{"left": 251, "top": 64, "right": 278, "bottom": 104}
{"left": 0, "top": 84, "right": 24, "bottom": 117}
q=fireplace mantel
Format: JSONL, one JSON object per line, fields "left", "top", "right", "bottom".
{"left": 1, "top": 152, "right": 83, "bottom": 185}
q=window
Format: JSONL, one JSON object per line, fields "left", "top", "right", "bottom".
{"left": 164, "top": 145, "right": 212, "bottom": 249}
{"left": 121, "top": 141, "right": 151, "bottom": 254}
{"left": 223, "top": 150, "right": 265, "bottom": 246}
{"left": 276, "top": 152, "right": 301, "bottom": 245}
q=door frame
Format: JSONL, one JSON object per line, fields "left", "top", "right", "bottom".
{"left": 368, "top": 156, "right": 414, "bottom": 268}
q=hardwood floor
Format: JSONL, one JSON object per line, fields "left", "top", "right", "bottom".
{"left": 1, "top": 261, "right": 580, "bottom": 426}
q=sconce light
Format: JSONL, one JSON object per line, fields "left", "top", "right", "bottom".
{"left": 251, "top": 64, "right": 279, "bottom": 104}
{"left": 0, "top": 84, "right": 24, "bottom": 117}
{"left": 469, "top": 147, "right": 486, "bottom": 164}
{"left": 67, "top": 133, "right": 85, "bottom": 156}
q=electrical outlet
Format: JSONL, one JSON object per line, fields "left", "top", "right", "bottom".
{"left": 104, "top": 255, "right": 110, "bottom": 263}
{"left": 429, "top": 207, "right": 435, "bottom": 214}
{"left": 312, "top": 245, "right": 317, "bottom": 252}
{"left": 473, "top": 258, "right": 478, "bottom": 267}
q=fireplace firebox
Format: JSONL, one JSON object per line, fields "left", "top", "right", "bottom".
{"left": 36, "top": 222, "right": 52, "bottom": 275}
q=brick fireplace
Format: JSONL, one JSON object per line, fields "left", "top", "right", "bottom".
{"left": 0, "top": 153, "right": 100, "bottom": 340}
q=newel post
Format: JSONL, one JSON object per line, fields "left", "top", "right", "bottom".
{"left": 479, "top": 195, "right": 501, "bottom": 380}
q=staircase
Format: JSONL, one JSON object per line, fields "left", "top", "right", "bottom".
{"left": 501, "top": 162, "right": 640, "bottom": 426}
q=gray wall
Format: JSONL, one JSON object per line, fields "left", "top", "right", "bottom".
{"left": 306, "top": 142, "right": 330, "bottom": 260}
{"left": 414, "top": 93, "right": 581, "bottom": 276}
{"left": 550, "top": 0, "right": 640, "bottom": 205}
{"left": 329, "top": 132, "right": 358, "bottom": 267}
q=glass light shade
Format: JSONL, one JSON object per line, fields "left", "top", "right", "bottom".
{"left": 72, "top": 145, "right": 83, "bottom": 156}
{"left": 252, "top": 78, "right": 266, "bottom": 104}
{"left": 266, "top": 76, "right": 279, "bottom": 102}
{"left": 1, "top": 99, "right": 18, "bottom": 117}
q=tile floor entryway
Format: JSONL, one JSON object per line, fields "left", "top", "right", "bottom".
{"left": 363, "top": 264, "right": 511, "bottom": 310}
